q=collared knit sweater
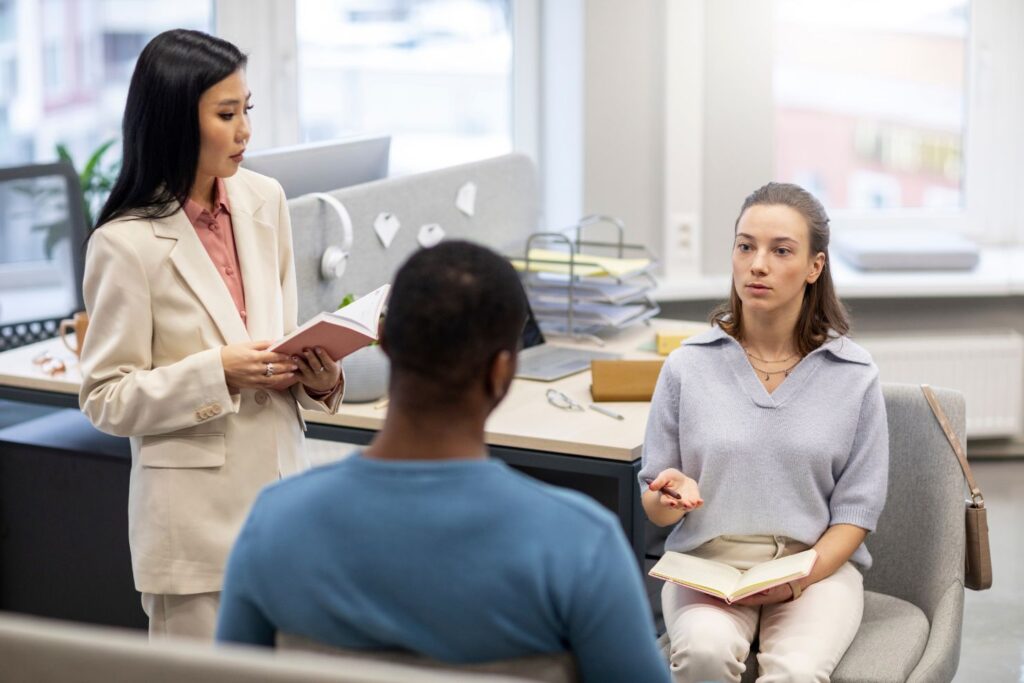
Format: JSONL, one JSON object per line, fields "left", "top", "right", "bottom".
{"left": 639, "top": 326, "right": 889, "bottom": 568}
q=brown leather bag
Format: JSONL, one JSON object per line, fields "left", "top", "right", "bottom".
{"left": 921, "top": 384, "right": 993, "bottom": 591}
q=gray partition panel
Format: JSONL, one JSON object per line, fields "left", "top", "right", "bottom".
{"left": 288, "top": 153, "right": 539, "bottom": 321}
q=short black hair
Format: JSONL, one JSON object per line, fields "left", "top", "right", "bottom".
{"left": 384, "top": 241, "right": 527, "bottom": 394}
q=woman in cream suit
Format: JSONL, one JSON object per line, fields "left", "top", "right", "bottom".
{"left": 79, "top": 29, "right": 343, "bottom": 640}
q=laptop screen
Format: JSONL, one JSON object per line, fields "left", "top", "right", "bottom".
{"left": 520, "top": 302, "right": 545, "bottom": 351}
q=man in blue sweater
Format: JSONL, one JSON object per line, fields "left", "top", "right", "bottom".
{"left": 216, "top": 241, "right": 670, "bottom": 683}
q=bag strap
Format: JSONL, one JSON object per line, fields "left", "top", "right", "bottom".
{"left": 921, "top": 384, "right": 985, "bottom": 507}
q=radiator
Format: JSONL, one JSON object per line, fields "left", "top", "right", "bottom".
{"left": 855, "top": 331, "right": 1024, "bottom": 439}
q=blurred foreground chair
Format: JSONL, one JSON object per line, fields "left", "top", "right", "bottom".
{"left": 0, "top": 611, "right": 538, "bottom": 683}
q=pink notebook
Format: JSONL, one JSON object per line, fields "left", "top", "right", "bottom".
{"left": 269, "top": 284, "right": 390, "bottom": 389}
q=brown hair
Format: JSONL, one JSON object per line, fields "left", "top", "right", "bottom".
{"left": 710, "top": 182, "right": 850, "bottom": 356}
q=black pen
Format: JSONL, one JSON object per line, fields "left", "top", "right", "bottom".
{"left": 645, "top": 478, "right": 682, "bottom": 500}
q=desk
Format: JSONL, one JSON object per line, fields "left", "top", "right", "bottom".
{"left": 0, "top": 319, "right": 707, "bottom": 563}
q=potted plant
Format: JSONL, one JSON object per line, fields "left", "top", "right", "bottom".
{"left": 16, "top": 139, "right": 119, "bottom": 259}
{"left": 58, "top": 139, "right": 120, "bottom": 231}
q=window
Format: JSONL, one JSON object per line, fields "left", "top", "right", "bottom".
{"left": 103, "top": 31, "right": 151, "bottom": 82}
{"left": 773, "top": 0, "right": 969, "bottom": 212}
{"left": 0, "top": 0, "right": 212, "bottom": 326}
{"left": 0, "top": 0, "right": 211, "bottom": 168}
{"left": 295, "top": 0, "right": 514, "bottom": 174}
{"left": 663, "top": 0, "right": 1024, "bottom": 283}
{"left": 3, "top": 0, "right": 535, "bottom": 324}
{"left": 0, "top": 0, "right": 14, "bottom": 40}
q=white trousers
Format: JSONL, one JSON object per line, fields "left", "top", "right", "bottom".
{"left": 141, "top": 591, "right": 221, "bottom": 642}
{"left": 662, "top": 535, "right": 863, "bottom": 683}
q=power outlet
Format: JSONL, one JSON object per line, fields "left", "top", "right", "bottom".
{"left": 662, "top": 212, "right": 701, "bottom": 279}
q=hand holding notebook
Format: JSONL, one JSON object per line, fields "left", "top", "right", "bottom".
{"left": 649, "top": 548, "right": 817, "bottom": 604}
{"left": 271, "top": 284, "right": 390, "bottom": 360}
{"left": 268, "top": 284, "right": 390, "bottom": 390}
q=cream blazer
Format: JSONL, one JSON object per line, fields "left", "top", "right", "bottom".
{"left": 79, "top": 168, "right": 341, "bottom": 595}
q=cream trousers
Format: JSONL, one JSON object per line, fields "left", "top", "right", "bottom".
{"left": 141, "top": 591, "right": 221, "bottom": 642}
{"left": 662, "top": 535, "right": 863, "bottom": 683}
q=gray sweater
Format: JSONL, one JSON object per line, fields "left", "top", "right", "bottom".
{"left": 639, "top": 326, "right": 889, "bottom": 568}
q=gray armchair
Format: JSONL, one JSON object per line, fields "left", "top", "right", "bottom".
{"left": 831, "top": 383, "right": 966, "bottom": 682}
{"left": 658, "top": 383, "right": 967, "bottom": 682}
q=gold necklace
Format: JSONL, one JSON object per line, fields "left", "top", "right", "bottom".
{"left": 744, "top": 347, "right": 797, "bottom": 364}
{"left": 749, "top": 359, "right": 801, "bottom": 381}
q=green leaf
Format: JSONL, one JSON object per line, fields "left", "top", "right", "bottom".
{"left": 44, "top": 227, "right": 67, "bottom": 260}
{"left": 37, "top": 219, "right": 70, "bottom": 259}
{"left": 53, "top": 138, "right": 120, "bottom": 229}
{"left": 81, "top": 139, "right": 116, "bottom": 186}
{"left": 56, "top": 143, "right": 74, "bottom": 166}
{"left": 31, "top": 220, "right": 59, "bottom": 234}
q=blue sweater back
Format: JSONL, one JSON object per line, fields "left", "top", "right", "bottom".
{"left": 217, "top": 453, "right": 669, "bottom": 683}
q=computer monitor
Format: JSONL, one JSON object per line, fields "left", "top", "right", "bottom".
{"left": 0, "top": 161, "right": 87, "bottom": 330}
{"left": 242, "top": 134, "right": 391, "bottom": 198}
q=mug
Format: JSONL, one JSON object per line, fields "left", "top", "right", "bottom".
{"left": 59, "top": 311, "right": 89, "bottom": 357}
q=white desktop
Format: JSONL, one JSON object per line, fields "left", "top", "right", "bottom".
{"left": 242, "top": 134, "right": 391, "bottom": 198}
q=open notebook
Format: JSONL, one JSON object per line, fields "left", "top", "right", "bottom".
{"left": 271, "top": 284, "right": 390, "bottom": 360}
{"left": 649, "top": 549, "right": 817, "bottom": 604}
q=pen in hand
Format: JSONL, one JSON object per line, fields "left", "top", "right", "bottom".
{"left": 644, "top": 478, "right": 682, "bottom": 500}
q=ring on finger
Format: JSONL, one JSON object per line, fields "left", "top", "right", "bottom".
{"left": 265, "top": 362, "right": 274, "bottom": 377}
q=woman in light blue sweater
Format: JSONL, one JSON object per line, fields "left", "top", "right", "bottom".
{"left": 640, "top": 182, "right": 888, "bottom": 683}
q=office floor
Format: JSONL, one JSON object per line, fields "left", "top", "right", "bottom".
{"left": 954, "top": 459, "right": 1024, "bottom": 682}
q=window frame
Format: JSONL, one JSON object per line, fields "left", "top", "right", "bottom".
{"left": 217, "top": 0, "right": 539, "bottom": 166}
{"left": 825, "top": 0, "right": 1024, "bottom": 246}
{"left": 663, "top": 0, "right": 1024, "bottom": 277}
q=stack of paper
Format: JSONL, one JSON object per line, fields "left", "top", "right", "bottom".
{"left": 527, "top": 274, "right": 652, "bottom": 306}
{"left": 512, "top": 248, "right": 660, "bottom": 336}
{"left": 530, "top": 301, "right": 652, "bottom": 327}
{"left": 511, "top": 249, "right": 654, "bottom": 279}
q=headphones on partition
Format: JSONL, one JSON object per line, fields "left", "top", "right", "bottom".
{"left": 308, "top": 192, "right": 354, "bottom": 281}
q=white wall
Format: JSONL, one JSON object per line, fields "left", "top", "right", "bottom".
{"left": 698, "top": 0, "right": 773, "bottom": 275}
{"left": 580, "top": 0, "right": 665, "bottom": 252}
{"left": 573, "top": 0, "right": 772, "bottom": 275}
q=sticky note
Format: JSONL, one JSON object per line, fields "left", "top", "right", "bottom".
{"left": 373, "top": 212, "right": 401, "bottom": 249}
{"left": 456, "top": 181, "right": 477, "bottom": 217}
{"left": 418, "top": 223, "right": 445, "bottom": 248}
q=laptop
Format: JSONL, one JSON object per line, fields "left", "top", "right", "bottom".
{"left": 515, "top": 305, "right": 621, "bottom": 382}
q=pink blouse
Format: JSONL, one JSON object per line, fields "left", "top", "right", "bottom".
{"left": 184, "top": 178, "right": 338, "bottom": 398}
{"left": 183, "top": 178, "right": 248, "bottom": 324}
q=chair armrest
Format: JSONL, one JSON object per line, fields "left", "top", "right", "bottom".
{"left": 907, "top": 579, "right": 964, "bottom": 683}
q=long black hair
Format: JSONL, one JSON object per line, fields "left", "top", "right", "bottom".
{"left": 94, "top": 29, "right": 247, "bottom": 230}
